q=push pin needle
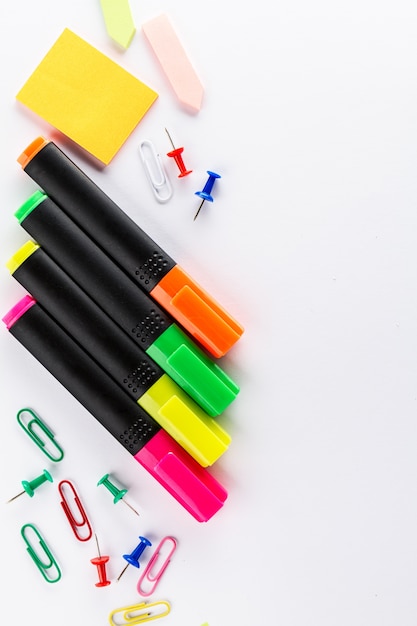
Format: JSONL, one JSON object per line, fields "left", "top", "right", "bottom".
{"left": 123, "top": 499, "right": 139, "bottom": 516}
{"left": 165, "top": 127, "right": 175, "bottom": 150}
{"left": 193, "top": 198, "right": 205, "bottom": 221}
{"left": 117, "top": 562, "right": 130, "bottom": 582}
{"left": 95, "top": 533, "right": 101, "bottom": 555}
{"left": 7, "top": 491, "right": 26, "bottom": 503}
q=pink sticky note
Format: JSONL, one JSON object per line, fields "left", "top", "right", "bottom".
{"left": 142, "top": 14, "right": 204, "bottom": 113}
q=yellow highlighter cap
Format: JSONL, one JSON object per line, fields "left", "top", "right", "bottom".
{"left": 6, "top": 241, "right": 39, "bottom": 274}
{"left": 138, "top": 374, "right": 231, "bottom": 467}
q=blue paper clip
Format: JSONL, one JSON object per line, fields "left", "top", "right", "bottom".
{"left": 58, "top": 480, "right": 93, "bottom": 542}
{"left": 139, "top": 140, "right": 172, "bottom": 203}
{"left": 21, "top": 523, "right": 61, "bottom": 583}
{"left": 108, "top": 600, "right": 171, "bottom": 624}
{"left": 17, "top": 407, "right": 64, "bottom": 462}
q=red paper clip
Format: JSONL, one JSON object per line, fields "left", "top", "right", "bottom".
{"left": 137, "top": 536, "right": 177, "bottom": 596}
{"left": 58, "top": 480, "right": 93, "bottom": 542}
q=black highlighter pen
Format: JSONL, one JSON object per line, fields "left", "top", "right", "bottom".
{"left": 3, "top": 296, "right": 227, "bottom": 522}
{"left": 14, "top": 191, "right": 239, "bottom": 418}
{"left": 7, "top": 241, "right": 230, "bottom": 468}
{"left": 18, "top": 137, "right": 244, "bottom": 358}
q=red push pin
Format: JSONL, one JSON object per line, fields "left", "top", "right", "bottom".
{"left": 90, "top": 534, "right": 111, "bottom": 587}
{"left": 165, "top": 128, "right": 192, "bottom": 177}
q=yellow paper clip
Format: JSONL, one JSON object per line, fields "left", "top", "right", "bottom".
{"left": 108, "top": 600, "right": 171, "bottom": 625}
{"left": 139, "top": 140, "right": 172, "bottom": 203}
{"left": 21, "top": 523, "right": 61, "bottom": 583}
{"left": 17, "top": 407, "right": 64, "bottom": 462}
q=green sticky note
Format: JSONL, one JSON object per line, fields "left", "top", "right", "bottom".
{"left": 100, "top": 0, "right": 136, "bottom": 49}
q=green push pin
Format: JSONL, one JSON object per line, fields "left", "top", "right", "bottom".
{"left": 7, "top": 469, "right": 53, "bottom": 503}
{"left": 97, "top": 473, "right": 139, "bottom": 516}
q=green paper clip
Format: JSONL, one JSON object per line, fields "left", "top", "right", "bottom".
{"left": 17, "top": 408, "right": 64, "bottom": 462}
{"left": 21, "top": 523, "right": 61, "bottom": 583}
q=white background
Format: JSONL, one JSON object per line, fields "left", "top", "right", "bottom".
{"left": 1, "top": 1, "right": 417, "bottom": 625}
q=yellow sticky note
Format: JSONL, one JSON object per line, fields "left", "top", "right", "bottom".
{"left": 16, "top": 29, "right": 158, "bottom": 164}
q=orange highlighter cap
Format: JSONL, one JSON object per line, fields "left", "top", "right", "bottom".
{"left": 150, "top": 265, "right": 244, "bottom": 358}
{"left": 18, "top": 137, "right": 50, "bottom": 169}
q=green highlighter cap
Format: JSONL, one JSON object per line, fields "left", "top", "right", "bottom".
{"left": 15, "top": 190, "right": 47, "bottom": 223}
{"left": 146, "top": 324, "right": 239, "bottom": 417}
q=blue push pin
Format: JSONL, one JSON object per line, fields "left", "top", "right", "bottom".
{"left": 194, "top": 171, "right": 221, "bottom": 220}
{"left": 7, "top": 469, "right": 53, "bottom": 503}
{"left": 117, "top": 535, "right": 152, "bottom": 581}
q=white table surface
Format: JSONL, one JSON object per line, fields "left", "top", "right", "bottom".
{"left": 1, "top": 1, "right": 417, "bottom": 624}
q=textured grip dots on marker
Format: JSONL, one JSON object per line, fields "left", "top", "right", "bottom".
{"left": 124, "top": 361, "right": 159, "bottom": 393}
{"left": 135, "top": 252, "right": 169, "bottom": 284}
{"left": 131, "top": 309, "right": 166, "bottom": 342}
{"left": 119, "top": 416, "right": 159, "bottom": 449}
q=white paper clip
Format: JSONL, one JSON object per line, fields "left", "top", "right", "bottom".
{"left": 108, "top": 600, "right": 171, "bottom": 624}
{"left": 137, "top": 536, "right": 177, "bottom": 596}
{"left": 139, "top": 140, "right": 172, "bottom": 203}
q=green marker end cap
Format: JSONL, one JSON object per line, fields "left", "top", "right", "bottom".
{"left": 15, "top": 190, "right": 47, "bottom": 223}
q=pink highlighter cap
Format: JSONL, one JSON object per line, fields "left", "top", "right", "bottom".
{"left": 135, "top": 429, "right": 227, "bottom": 522}
{"left": 2, "top": 295, "right": 36, "bottom": 329}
